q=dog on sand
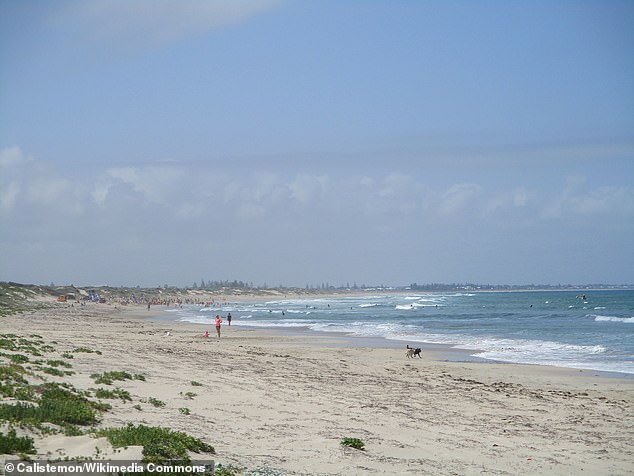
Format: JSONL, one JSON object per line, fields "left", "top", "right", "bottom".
{"left": 406, "top": 345, "right": 422, "bottom": 358}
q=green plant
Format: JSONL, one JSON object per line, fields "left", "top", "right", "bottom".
{"left": 46, "top": 359, "right": 73, "bottom": 368}
{"left": 90, "top": 371, "right": 133, "bottom": 385}
{"left": 72, "top": 347, "right": 102, "bottom": 355}
{"left": 190, "top": 380, "right": 203, "bottom": 386}
{"left": 213, "top": 464, "right": 241, "bottom": 476}
{"left": 9, "top": 354, "right": 29, "bottom": 364}
{"left": 178, "top": 407, "right": 191, "bottom": 415}
{"left": 0, "top": 429, "right": 36, "bottom": 455}
{"left": 41, "top": 366, "right": 72, "bottom": 377}
{"left": 97, "top": 424, "right": 214, "bottom": 464}
{"left": 0, "top": 383, "right": 100, "bottom": 426}
{"left": 148, "top": 397, "right": 165, "bottom": 408}
{"left": 94, "top": 388, "right": 132, "bottom": 401}
{"left": 340, "top": 437, "right": 365, "bottom": 450}
{"left": 13, "top": 385, "right": 36, "bottom": 401}
{"left": 0, "top": 363, "right": 28, "bottom": 384}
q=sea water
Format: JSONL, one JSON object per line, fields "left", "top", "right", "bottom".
{"left": 167, "top": 290, "right": 634, "bottom": 376}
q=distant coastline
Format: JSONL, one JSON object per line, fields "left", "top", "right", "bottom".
{"left": 2, "top": 280, "right": 633, "bottom": 316}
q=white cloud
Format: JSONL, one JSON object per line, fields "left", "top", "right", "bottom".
{"left": 541, "top": 180, "right": 634, "bottom": 220}
{"left": 438, "top": 183, "right": 483, "bottom": 217}
{"left": 0, "top": 146, "right": 31, "bottom": 169}
{"left": 106, "top": 165, "right": 185, "bottom": 204}
{"left": 485, "top": 187, "right": 531, "bottom": 215}
{"left": 289, "top": 174, "right": 328, "bottom": 204}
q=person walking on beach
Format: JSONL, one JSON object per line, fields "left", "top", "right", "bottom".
{"left": 215, "top": 315, "right": 222, "bottom": 338}
{"left": 227, "top": 313, "right": 232, "bottom": 326}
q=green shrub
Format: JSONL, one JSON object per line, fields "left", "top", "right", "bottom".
{"left": 148, "top": 397, "right": 165, "bottom": 408}
{"left": 0, "top": 337, "right": 18, "bottom": 351}
{"left": 0, "top": 363, "right": 28, "bottom": 384}
{"left": 13, "top": 385, "right": 36, "bottom": 401}
{"left": 340, "top": 437, "right": 365, "bottom": 450}
{"left": 46, "top": 359, "right": 73, "bottom": 368}
{"left": 37, "top": 384, "right": 98, "bottom": 425}
{"left": 41, "top": 366, "right": 72, "bottom": 377}
{"left": 97, "top": 424, "right": 214, "bottom": 464}
{"left": 190, "top": 380, "right": 203, "bottom": 387}
{"left": 0, "top": 383, "right": 99, "bottom": 426}
{"left": 90, "top": 371, "right": 133, "bottom": 385}
{"left": 10, "top": 354, "right": 29, "bottom": 364}
{"left": 213, "top": 465, "right": 241, "bottom": 476}
{"left": 94, "top": 388, "right": 132, "bottom": 401}
{"left": 178, "top": 407, "right": 191, "bottom": 415}
{"left": 72, "top": 347, "right": 102, "bottom": 355}
{"left": 0, "top": 429, "right": 36, "bottom": 455}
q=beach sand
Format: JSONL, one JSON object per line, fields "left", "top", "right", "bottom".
{"left": 2, "top": 301, "right": 633, "bottom": 475}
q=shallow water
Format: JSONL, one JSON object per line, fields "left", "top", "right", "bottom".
{"left": 166, "top": 290, "right": 634, "bottom": 375}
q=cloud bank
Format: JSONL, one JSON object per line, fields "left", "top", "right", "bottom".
{"left": 2, "top": 145, "right": 633, "bottom": 286}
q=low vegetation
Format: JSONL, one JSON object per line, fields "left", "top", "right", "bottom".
{"left": 0, "top": 320, "right": 224, "bottom": 471}
{"left": 0, "top": 428, "right": 36, "bottom": 455}
{"left": 90, "top": 371, "right": 144, "bottom": 385}
{"left": 147, "top": 397, "right": 166, "bottom": 408}
{"left": 340, "top": 437, "right": 365, "bottom": 450}
{"left": 72, "top": 347, "right": 102, "bottom": 355}
{"left": 97, "top": 423, "right": 214, "bottom": 464}
{"left": 0, "top": 383, "right": 100, "bottom": 427}
{"left": 94, "top": 388, "right": 132, "bottom": 402}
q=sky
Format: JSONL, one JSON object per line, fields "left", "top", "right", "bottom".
{"left": 1, "top": 0, "right": 633, "bottom": 288}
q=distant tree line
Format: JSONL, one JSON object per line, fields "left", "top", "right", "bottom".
{"left": 192, "top": 280, "right": 255, "bottom": 290}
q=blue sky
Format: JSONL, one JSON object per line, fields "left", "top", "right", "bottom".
{"left": 1, "top": 0, "right": 633, "bottom": 287}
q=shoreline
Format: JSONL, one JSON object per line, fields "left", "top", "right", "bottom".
{"left": 2, "top": 302, "right": 633, "bottom": 474}
{"left": 146, "top": 304, "right": 634, "bottom": 381}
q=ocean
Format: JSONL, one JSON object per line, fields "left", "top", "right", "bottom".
{"left": 165, "top": 290, "right": 634, "bottom": 376}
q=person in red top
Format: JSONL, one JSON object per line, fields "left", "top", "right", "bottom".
{"left": 215, "top": 315, "right": 222, "bottom": 338}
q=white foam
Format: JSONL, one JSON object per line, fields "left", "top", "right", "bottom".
{"left": 594, "top": 315, "right": 634, "bottom": 323}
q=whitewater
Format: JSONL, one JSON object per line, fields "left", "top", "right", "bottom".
{"left": 165, "top": 289, "right": 634, "bottom": 376}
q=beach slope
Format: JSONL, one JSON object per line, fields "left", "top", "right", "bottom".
{"left": 1, "top": 303, "right": 633, "bottom": 475}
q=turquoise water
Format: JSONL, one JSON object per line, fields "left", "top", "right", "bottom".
{"left": 167, "top": 290, "right": 634, "bottom": 375}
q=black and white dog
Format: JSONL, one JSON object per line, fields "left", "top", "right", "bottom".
{"left": 406, "top": 345, "right": 422, "bottom": 358}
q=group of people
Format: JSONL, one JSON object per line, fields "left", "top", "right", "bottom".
{"left": 204, "top": 312, "right": 232, "bottom": 338}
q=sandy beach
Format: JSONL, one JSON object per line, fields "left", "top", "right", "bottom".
{"left": 1, "top": 301, "right": 633, "bottom": 475}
